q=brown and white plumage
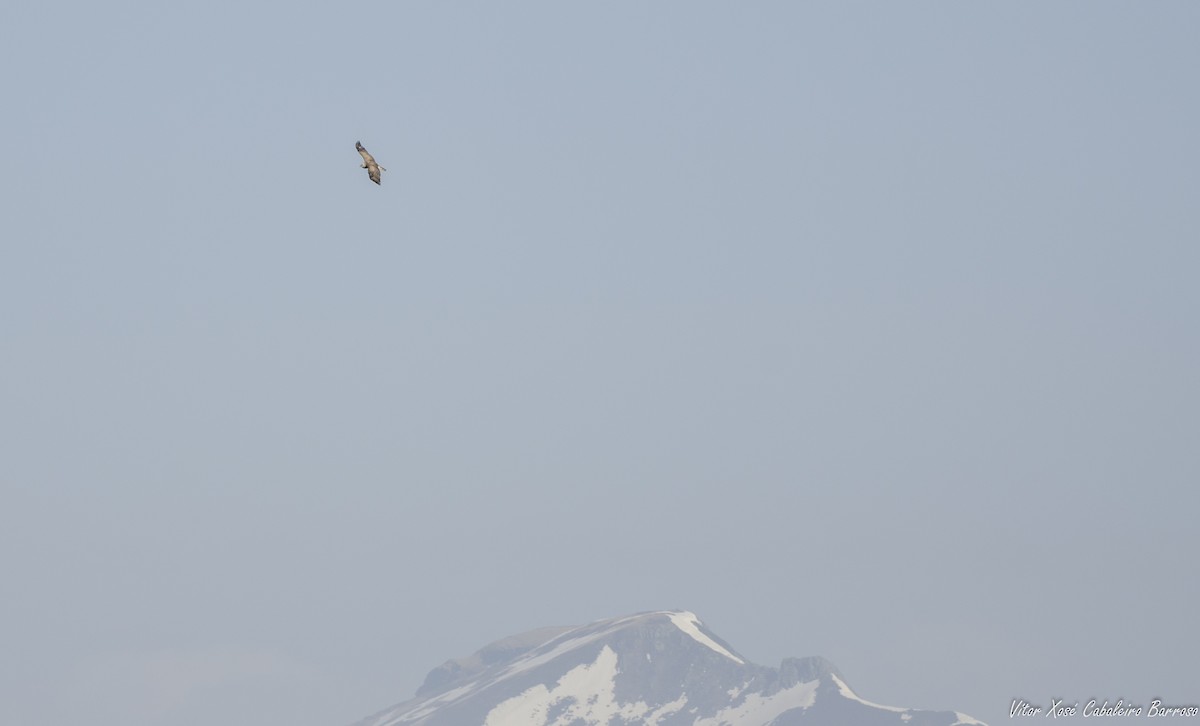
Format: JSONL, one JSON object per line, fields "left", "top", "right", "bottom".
{"left": 356, "top": 141, "right": 385, "bottom": 185}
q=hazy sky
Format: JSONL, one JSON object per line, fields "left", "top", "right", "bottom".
{"left": 2, "top": 3, "right": 1197, "bottom": 725}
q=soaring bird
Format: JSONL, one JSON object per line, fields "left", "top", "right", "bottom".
{"left": 356, "top": 141, "right": 386, "bottom": 185}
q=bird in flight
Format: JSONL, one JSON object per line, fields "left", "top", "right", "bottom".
{"left": 356, "top": 141, "right": 386, "bottom": 185}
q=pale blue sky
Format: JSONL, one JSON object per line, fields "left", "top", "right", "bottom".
{"left": 2, "top": 3, "right": 1197, "bottom": 725}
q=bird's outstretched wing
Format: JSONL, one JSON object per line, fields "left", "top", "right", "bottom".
{"left": 356, "top": 141, "right": 383, "bottom": 185}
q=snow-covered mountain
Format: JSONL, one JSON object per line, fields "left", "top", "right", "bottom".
{"left": 349, "top": 610, "right": 984, "bottom": 726}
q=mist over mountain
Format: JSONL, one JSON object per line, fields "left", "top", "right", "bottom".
{"left": 349, "top": 610, "right": 985, "bottom": 726}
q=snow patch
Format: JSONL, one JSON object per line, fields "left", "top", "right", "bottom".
{"left": 953, "top": 712, "right": 987, "bottom": 726}
{"left": 664, "top": 611, "right": 745, "bottom": 664}
{"left": 487, "top": 614, "right": 641, "bottom": 686}
{"left": 694, "top": 679, "right": 818, "bottom": 725}
{"left": 646, "top": 694, "right": 689, "bottom": 724}
{"left": 371, "top": 683, "right": 477, "bottom": 725}
{"left": 484, "top": 646, "right": 657, "bottom": 726}
{"left": 831, "top": 674, "right": 908, "bottom": 713}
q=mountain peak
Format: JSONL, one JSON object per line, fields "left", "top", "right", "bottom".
{"left": 659, "top": 610, "right": 745, "bottom": 664}
{"left": 351, "top": 610, "right": 984, "bottom": 726}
